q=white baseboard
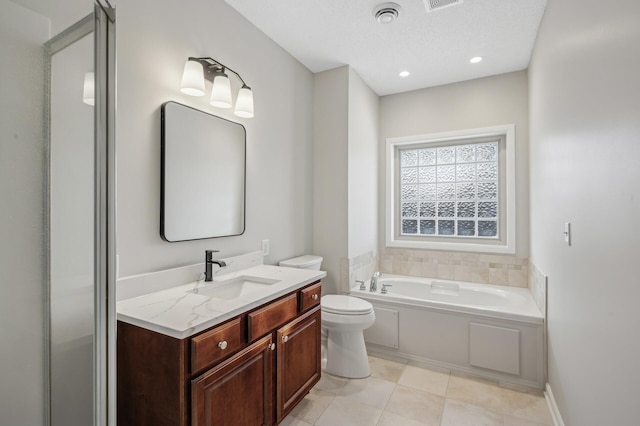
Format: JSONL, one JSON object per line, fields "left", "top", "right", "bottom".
{"left": 545, "top": 383, "right": 565, "bottom": 426}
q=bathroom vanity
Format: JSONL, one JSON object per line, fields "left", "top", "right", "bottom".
{"left": 117, "top": 261, "right": 324, "bottom": 425}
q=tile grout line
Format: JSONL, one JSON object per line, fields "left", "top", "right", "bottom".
{"left": 312, "top": 382, "right": 339, "bottom": 425}
{"left": 374, "top": 381, "right": 397, "bottom": 426}
{"left": 437, "top": 372, "right": 452, "bottom": 426}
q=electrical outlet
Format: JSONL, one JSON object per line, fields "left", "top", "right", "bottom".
{"left": 261, "top": 239, "right": 270, "bottom": 256}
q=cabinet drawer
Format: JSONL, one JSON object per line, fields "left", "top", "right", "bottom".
{"left": 248, "top": 294, "right": 298, "bottom": 342}
{"left": 191, "top": 318, "right": 243, "bottom": 373}
{"left": 299, "top": 282, "right": 321, "bottom": 312}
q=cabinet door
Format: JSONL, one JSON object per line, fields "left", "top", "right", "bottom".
{"left": 192, "top": 335, "right": 274, "bottom": 426}
{"left": 276, "top": 306, "right": 321, "bottom": 422}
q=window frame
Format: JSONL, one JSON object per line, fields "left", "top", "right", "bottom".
{"left": 385, "top": 125, "right": 516, "bottom": 254}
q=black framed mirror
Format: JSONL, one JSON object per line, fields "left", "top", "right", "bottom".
{"left": 161, "top": 102, "right": 246, "bottom": 242}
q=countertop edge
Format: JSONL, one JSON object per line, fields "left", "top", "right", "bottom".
{"left": 117, "top": 270, "right": 325, "bottom": 339}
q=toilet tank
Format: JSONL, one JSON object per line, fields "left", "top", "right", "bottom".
{"left": 279, "top": 255, "right": 323, "bottom": 270}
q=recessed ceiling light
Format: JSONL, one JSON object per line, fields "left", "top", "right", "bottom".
{"left": 470, "top": 56, "right": 483, "bottom": 64}
{"left": 399, "top": 70, "right": 410, "bottom": 77}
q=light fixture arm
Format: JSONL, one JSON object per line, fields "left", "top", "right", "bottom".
{"left": 188, "top": 57, "right": 250, "bottom": 89}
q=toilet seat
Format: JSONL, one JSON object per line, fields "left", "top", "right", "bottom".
{"left": 321, "top": 295, "right": 373, "bottom": 315}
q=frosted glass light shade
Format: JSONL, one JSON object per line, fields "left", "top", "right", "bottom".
{"left": 180, "top": 60, "right": 205, "bottom": 96}
{"left": 83, "top": 72, "right": 95, "bottom": 106}
{"left": 234, "top": 87, "right": 254, "bottom": 118}
{"left": 210, "top": 74, "right": 232, "bottom": 108}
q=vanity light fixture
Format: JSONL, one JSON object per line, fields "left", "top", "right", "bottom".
{"left": 180, "top": 57, "right": 254, "bottom": 118}
{"left": 470, "top": 56, "right": 483, "bottom": 64}
{"left": 399, "top": 70, "right": 410, "bottom": 77}
{"left": 83, "top": 72, "right": 95, "bottom": 106}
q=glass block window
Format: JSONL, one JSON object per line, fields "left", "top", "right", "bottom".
{"left": 398, "top": 141, "right": 499, "bottom": 238}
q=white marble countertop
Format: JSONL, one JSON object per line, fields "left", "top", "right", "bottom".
{"left": 117, "top": 264, "right": 326, "bottom": 339}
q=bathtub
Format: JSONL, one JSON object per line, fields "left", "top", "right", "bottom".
{"left": 351, "top": 274, "right": 545, "bottom": 388}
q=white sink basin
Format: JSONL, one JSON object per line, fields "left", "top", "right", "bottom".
{"left": 188, "top": 276, "right": 281, "bottom": 300}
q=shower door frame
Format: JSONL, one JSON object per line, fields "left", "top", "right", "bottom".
{"left": 43, "top": 2, "right": 116, "bottom": 425}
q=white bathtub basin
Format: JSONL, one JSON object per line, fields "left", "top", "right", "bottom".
{"left": 351, "top": 275, "right": 542, "bottom": 324}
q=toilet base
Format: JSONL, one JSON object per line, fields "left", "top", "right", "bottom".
{"left": 324, "top": 330, "right": 370, "bottom": 379}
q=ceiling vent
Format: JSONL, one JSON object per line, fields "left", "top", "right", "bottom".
{"left": 373, "top": 2, "right": 401, "bottom": 24}
{"left": 423, "top": 0, "right": 463, "bottom": 13}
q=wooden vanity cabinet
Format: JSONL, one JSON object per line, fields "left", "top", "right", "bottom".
{"left": 192, "top": 335, "right": 274, "bottom": 426}
{"left": 276, "top": 307, "right": 321, "bottom": 422}
{"left": 117, "top": 280, "right": 322, "bottom": 426}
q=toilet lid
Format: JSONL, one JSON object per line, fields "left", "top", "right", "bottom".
{"left": 321, "top": 295, "right": 373, "bottom": 315}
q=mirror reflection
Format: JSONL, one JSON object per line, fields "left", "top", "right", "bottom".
{"left": 161, "top": 102, "right": 246, "bottom": 242}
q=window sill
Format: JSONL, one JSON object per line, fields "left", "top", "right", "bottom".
{"left": 386, "top": 238, "right": 515, "bottom": 254}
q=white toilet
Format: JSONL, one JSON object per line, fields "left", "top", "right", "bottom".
{"left": 279, "top": 255, "right": 375, "bottom": 379}
{"left": 320, "top": 295, "right": 375, "bottom": 378}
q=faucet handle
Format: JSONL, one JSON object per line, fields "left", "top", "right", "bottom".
{"left": 205, "top": 249, "right": 220, "bottom": 260}
{"left": 356, "top": 280, "right": 365, "bottom": 290}
{"left": 381, "top": 284, "right": 392, "bottom": 294}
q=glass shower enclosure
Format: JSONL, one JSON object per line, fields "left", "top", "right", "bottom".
{"left": 0, "top": 1, "right": 116, "bottom": 424}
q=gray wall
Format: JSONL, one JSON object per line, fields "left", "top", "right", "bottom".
{"left": 313, "top": 66, "right": 379, "bottom": 294}
{"left": 347, "top": 68, "right": 379, "bottom": 259}
{"left": 379, "top": 71, "right": 530, "bottom": 256}
{"left": 0, "top": 1, "right": 48, "bottom": 424}
{"left": 529, "top": 0, "right": 640, "bottom": 423}
{"left": 116, "top": 0, "right": 315, "bottom": 277}
{"left": 313, "top": 66, "right": 349, "bottom": 294}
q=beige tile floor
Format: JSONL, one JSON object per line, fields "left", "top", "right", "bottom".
{"left": 282, "top": 355, "right": 553, "bottom": 426}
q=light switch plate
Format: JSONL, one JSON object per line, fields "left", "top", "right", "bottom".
{"left": 564, "top": 222, "right": 571, "bottom": 246}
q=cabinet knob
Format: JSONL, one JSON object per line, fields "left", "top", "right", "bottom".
{"left": 282, "top": 335, "right": 289, "bottom": 343}
{"left": 269, "top": 343, "right": 276, "bottom": 351}
{"left": 311, "top": 294, "right": 318, "bottom": 300}
{"left": 218, "top": 341, "right": 228, "bottom": 350}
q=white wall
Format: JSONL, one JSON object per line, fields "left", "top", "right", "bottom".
{"left": 116, "top": 0, "right": 314, "bottom": 277}
{"left": 529, "top": 0, "right": 640, "bottom": 423}
{"left": 347, "top": 68, "right": 379, "bottom": 258}
{"left": 379, "top": 71, "right": 530, "bottom": 257}
{"left": 312, "top": 66, "right": 349, "bottom": 294}
{"left": 0, "top": 2, "right": 48, "bottom": 424}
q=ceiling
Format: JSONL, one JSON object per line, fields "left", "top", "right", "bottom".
{"left": 225, "top": 0, "right": 547, "bottom": 96}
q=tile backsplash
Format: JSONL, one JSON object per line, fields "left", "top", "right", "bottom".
{"left": 377, "top": 247, "right": 529, "bottom": 288}
{"left": 340, "top": 250, "right": 378, "bottom": 294}
{"left": 528, "top": 260, "right": 547, "bottom": 314}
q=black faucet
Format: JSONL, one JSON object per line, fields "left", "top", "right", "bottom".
{"left": 205, "top": 250, "right": 227, "bottom": 281}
